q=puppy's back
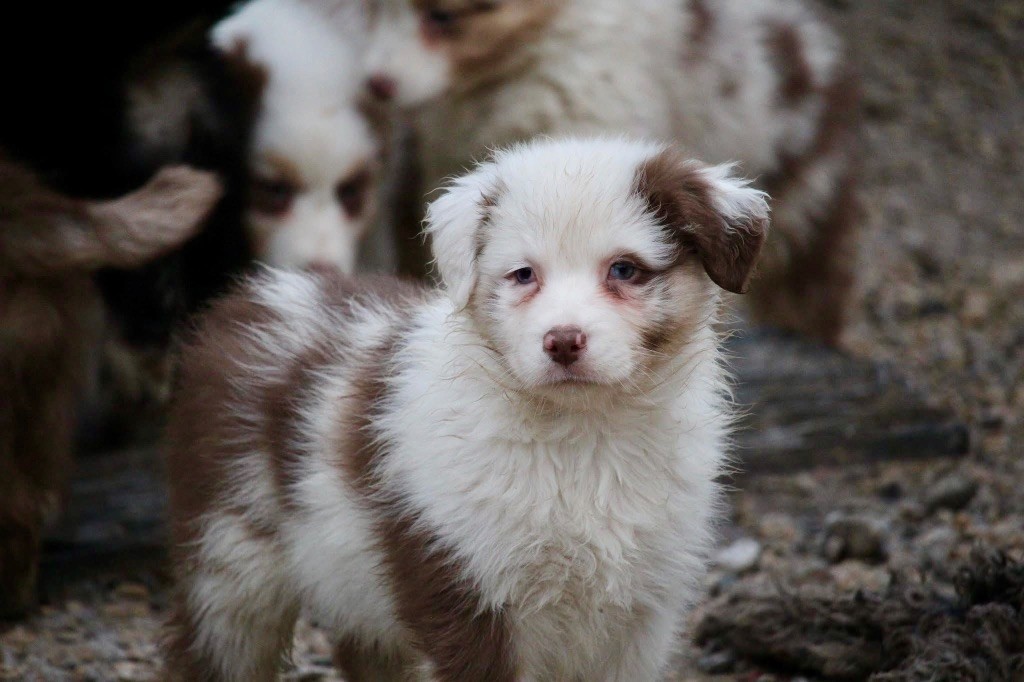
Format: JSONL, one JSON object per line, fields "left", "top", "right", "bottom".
{"left": 165, "top": 268, "right": 424, "bottom": 547}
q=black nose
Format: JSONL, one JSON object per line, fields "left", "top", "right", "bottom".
{"left": 366, "top": 75, "right": 397, "bottom": 101}
{"left": 544, "top": 326, "right": 586, "bottom": 367}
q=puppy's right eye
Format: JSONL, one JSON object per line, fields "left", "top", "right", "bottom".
{"left": 427, "top": 9, "right": 455, "bottom": 25}
{"left": 251, "top": 177, "right": 297, "bottom": 216}
{"left": 511, "top": 267, "right": 535, "bottom": 284}
{"left": 423, "top": 9, "right": 458, "bottom": 37}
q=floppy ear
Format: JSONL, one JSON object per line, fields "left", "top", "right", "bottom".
{"left": 424, "top": 163, "right": 502, "bottom": 308}
{"left": 634, "top": 147, "right": 769, "bottom": 294}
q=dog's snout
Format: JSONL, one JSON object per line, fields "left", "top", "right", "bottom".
{"left": 366, "top": 75, "right": 398, "bottom": 101}
{"left": 544, "top": 326, "right": 587, "bottom": 367}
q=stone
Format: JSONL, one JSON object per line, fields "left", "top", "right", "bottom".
{"left": 924, "top": 473, "right": 978, "bottom": 512}
{"left": 714, "top": 538, "right": 762, "bottom": 573}
{"left": 696, "top": 649, "right": 737, "bottom": 674}
{"left": 822, "top": 513, "right": 889, "bottom": 563}
{"left": 917, "top": 526, "right": 958, "bottom": 568}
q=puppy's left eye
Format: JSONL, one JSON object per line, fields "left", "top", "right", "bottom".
{"left": 336, "top": 169, "right": 371, "bottom": 218}
{"left": 510, "top": 267, "right": 535, "bottom": 284}
{"left": 608, "top": 261, "right": 638, "bottom": 281}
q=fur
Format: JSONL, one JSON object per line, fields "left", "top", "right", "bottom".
{"left": 362, "top": 0, "right": 859, "bottom": 343}
{"left": 212, "top": 0, "right": 382, "bottom": 272}
{"left": 163, "top": 138, "right": 768, "bottom": 681}
{"left": 0, "top": 156, "right": 221, "bottom": 618}
{"left": 0, "top": 5, "right": 262, "bottom": 589}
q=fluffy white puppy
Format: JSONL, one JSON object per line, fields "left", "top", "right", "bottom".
{"left": 163, "top": 138, "right": 768, "bottom": 681}
{"left": 362, "top": 0, "right": 857, "bottom": 343}
{"left": 212, "top": 0, "right": 379, "bottom": 272}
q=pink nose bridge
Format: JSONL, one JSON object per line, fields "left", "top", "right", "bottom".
{"left": 543, "top": 326, "right": 587, "bottom": 366}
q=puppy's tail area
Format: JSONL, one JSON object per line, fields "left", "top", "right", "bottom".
{"left": 0, "top": 159, "right": 222, "bottom": 277}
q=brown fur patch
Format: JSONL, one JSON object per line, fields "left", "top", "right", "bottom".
{"left": 0, "top": 275, "right": 95, "bottom": 617}
{"left": 685, "top": 0, "right": 715, "bottom": 64}
{"left": 0, "top": 151, "right": 122, "bottom": 616}
{"left": 765, "top": 22, "right": 815, "bottom": 107}
{"left": 418, "top": 0, "right": 562, "bottom": 93}
{"left": 763, "top": 68, "right": 861, "bottom": 193}
{"left": 219, "top": 37, "right": 269, "bottom": 116}
{"left": 635, "top": 262, "right": 713, "bottom": 362}
{"left": 333, "top": 635, "right": 410, "bottom": 682}
{"left": 634, "top": 148, "right": 767, "bottom": 294}
{"left": 262, "top": 339, "right": 334, "bottom": 507}
{"left": 340, "top": 327, "right": 517, "bottom": 681}
{"left": 165, "top": 289, "right": 282, "bottom": 548}
{"left": 754, "top": 67, "right": 861, "bottom": 344}
{"left": 750, "top": 171, "right": 859, "bottom": 345}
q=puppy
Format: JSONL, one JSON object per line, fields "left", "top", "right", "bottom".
{"left": 0, "top": 157, "right": 221, "bottom": 618}
{"left": 362, "top": 0, "right": 858, "bottom": 344}
{"left": 163, "top": 138, "right": 768, "bottom": 681}
{"left": 212, "top": 0, "right": 380, "bottom": 272}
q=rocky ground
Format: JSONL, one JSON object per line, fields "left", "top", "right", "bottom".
{"left": 2, "top": 1, "right": 1022, "bottom": 680}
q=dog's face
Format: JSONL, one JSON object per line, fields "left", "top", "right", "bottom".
{"left": 427, "top": 139, "right": 769, "bottom": 393}
{"left": 214, "top": 0, "right": 379, "bottom": 272}
{"left": 362, "top": 0, "right": 560, "bottom": 107}
{"left": 246, "top": 109, "right": 378, "bottom": 272}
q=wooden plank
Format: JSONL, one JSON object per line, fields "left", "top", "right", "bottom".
{"left": 728, "top": 331, "right": 969, "bottom": 478}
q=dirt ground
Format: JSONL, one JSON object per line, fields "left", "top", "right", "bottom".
{"left": 2, "top": 1, "right": 1022, "bottom": 680}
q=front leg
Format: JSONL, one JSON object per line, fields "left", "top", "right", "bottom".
{"left": 605, "top": 606, "right": 682, "bottom": 682}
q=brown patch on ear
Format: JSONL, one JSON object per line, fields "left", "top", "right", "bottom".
{"left": 634, "top": 148, "right": 767, "bottom": 294}
{"left": 765, "top": 22, "right": 814, "bottom": 107}
{"left": 219, "top": 38, "right": 269, "bottom": 111}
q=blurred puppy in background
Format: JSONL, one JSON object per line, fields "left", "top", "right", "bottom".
{"left": 213, "top": 0, "right": 383, "bottom": 272}
{"left": 163, "top": 137, "right": 768, "bottom": 681}
{"left": 0, "top": 2, "right": 256, "bottom": 614}
{"left": 361, "top": 0, "right": 859, "bottom": 344}
{"left": 0, "top": 160, "right": 221, "bottom": 618}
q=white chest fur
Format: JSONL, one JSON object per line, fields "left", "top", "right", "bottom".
{"left": 374, "top": 313, "right": 728, "bottom": 675}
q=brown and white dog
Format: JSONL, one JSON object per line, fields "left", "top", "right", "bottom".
{"left": 0, "top": 159, "right": 221, "bottom": 618}
{"left": 361, "top": 0, "right": 859, "bottom": 344}
{"left": 212, "top": 0, "right": 382, "bottom": 272}
{"left": 163, "top": 138, "right": 768, "bottom": 680}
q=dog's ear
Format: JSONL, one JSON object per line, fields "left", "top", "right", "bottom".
{"left": 425, "top": 163, "right": 501, "bottom": 308}
{"left": 634, "top": 147, "right": 769, "bottom": 294}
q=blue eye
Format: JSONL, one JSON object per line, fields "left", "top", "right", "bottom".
{"left": 609, "top": 262, "right": 637, "bottom": 281}
{"left": 512, "top": 267, "right": 535, "bottom": 284}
